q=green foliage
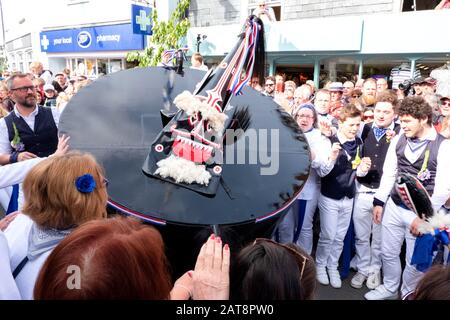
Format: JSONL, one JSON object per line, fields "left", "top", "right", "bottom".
{"left": 127, "top": 0, "right": 191, "bottom": 67}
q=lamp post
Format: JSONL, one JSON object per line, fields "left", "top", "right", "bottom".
{"left": 196, "top": 34, "right": 207, "bottom": 53}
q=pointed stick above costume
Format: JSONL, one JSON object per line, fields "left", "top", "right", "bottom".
{"left": 143, "top": 15, "right": 266, "bottom": 195}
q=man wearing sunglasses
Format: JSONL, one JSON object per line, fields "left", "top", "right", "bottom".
{"left": 262, "top": 76, "right": 275, "bottom": 98}
{"left": 434, "top": 95, "right": 450, "bottom": 133}
{"left": 0, "top": 73, "right": 59, "bottom": 165}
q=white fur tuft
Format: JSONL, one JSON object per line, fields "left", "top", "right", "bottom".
{"left": 417, "top": 211, "right": 450, "bottom": 234}
{"left": 173, "top": 91, "right": 228, "bottom": 132}
{"left": 155, "top": 155, "right": 211, "bottom": 186}
{"left": 173, "top": 91, "right": 199, "bottom": 114}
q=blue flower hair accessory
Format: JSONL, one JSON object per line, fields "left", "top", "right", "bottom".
{"left": 75, "top": 174, "right": 97, "bottom": 193}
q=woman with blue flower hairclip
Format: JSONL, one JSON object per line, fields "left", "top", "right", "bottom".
{"left": 1, "top": 150, "right": 108, "bottom": 300}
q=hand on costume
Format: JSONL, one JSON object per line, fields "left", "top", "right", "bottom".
{"left": 170, "top": 271, "right": 193, "bottom": 300}
{"left": 52, "top": 134, "right": 71, "bottom": 157}
{"left": 192, "top": 234, "right": 230, "bottom": 300}
{"left": 410, "top": 216, "right": 425, "bottom": 236}
{"left": 0, "top": 211, "right": 19, "bottom": 231}
{"left": 373, "top": 205, "right": 383, "bottom": 224}
{"left": 18, "top": 151, "right": 37, "bottom": 162}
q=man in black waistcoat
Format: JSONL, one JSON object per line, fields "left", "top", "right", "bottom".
{"left": 315, "top": 104, "right": 372, "bottom": 289}
{"left": 351, "top": 90, "right": 401, "bottom": 290}
{"left": 0, "top": 73, "right": 59, "bottom": 165}
{"left": 365, "top": 96, "right": 450, "bottom": 300}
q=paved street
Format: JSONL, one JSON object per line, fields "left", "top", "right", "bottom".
{"left": 316, "top": 270, "right": 371, "bottom": 300}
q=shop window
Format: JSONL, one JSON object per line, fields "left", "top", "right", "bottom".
{"left": 362, "top": 58, "right": 419, "bottom": 90}
{"left": 402, "top": 0, "right": 441, "bottom": 11}
{"left": 109, "top": 59, "right": 123, "bottom": 73}
{"left": 276, "top": 65, "right": 314, "bottom": 86}
{"left": 26, "top": 51, "right": 32, "bottom": 65}
{"left": 320, "top": 57, "right": 359, "bottom": 88}
{"left": 97, "top": 59, "right": 108, "bottom": 76}
{"left": 85, "top": 59, "right": 96, "bottom": 77}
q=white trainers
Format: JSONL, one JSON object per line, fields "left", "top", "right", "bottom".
{"left": 327, "top": 268, "right": 342, "bottom": 289}
{"left": 316, "top": 267, "right": 329, "bottom": 285}
{"left": 350, "top": 272, "right": 367, "bottom": 289}
{"left": 366, "top": 270, "right": 381, "bottom": 290}
{"left": 364, "top": 285, "right": 398, "bottom": 300}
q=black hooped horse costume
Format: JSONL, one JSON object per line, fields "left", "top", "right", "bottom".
{"left": 59, "top": 16, "right": 311, "bottom": 276}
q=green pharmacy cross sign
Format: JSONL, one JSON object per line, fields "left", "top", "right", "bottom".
{"left": 132, "top": 4, "right": 152, "bottom": 35}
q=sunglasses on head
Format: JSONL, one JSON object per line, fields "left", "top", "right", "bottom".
{"left": 253, "top": 238, "right": 309, "bottom": 280}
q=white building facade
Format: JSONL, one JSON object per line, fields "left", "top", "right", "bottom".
{"left": 186, "top": 0, "right": 450, "bottom": 87}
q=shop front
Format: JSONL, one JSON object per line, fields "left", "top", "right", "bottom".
{"left": 40, "top": 23, "right": 146, "bottom": 78}
{"left": 186, "top": 9, "right": 450, "bottom": 88}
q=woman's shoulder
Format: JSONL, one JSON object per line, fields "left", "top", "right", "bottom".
{"left": 4, "top": 213, "right": 33, "bottom": 259}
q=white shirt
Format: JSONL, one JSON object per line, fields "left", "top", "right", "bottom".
{"left": 0, "top": 158, "right": 46, "bottom": 189}
{"left": 318, "top": 132, "right": 368, "bottom": 178}
{"left": 4, "top": 215, "right": 49, "bottom": 300}
{"left": 0, "top": 230, "right": 21, "bottom": 299}
{"left": 375, "top": 129, "right": 450, "bottom": 213}
{"left": 0, "top": 105, "right": 60, "bottom": 155}
{"left": 298, "top": 128, "right": 328, "bottom": 200}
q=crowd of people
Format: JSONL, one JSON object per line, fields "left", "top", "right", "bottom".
{"left": 0, "top": 57, "right": 449, "bottom": 301}
{"left": 254, "top": 71, "right": 450, "bottom": 300}
{"left": 0, "top": 62, "right": 92, "bottom": 116}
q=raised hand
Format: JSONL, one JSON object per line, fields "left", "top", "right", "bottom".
{"left": 329, "top": 142, "right": 341, "bottom": 161}
{"left": 52, "top": 134, "right": 71, "bottom": 157}
{"left": 192, "top": 234, "right": 230, "bottom": 300}
{"left": 359, "top": 157, "right": 372, "bottom": 172}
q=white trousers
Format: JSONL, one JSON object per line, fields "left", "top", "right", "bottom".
{"left": 277, "top": 196, "right": 319, "bottom": 255}
{"left": 277, "top": 206, "right": 295, "bottom": 244}
{"left": 296, "top": 196, "right": 319, "bottom": 255}
{"left": 381, "top": 198, "right": 424, "bottom": 296}
{"left": 315, "top": 194, "right": 353, "bottom": 270}
{"left": 353, "top": 192, "right": 382, "bottom": 276}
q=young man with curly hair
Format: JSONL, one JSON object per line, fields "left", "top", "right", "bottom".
{"left": 365, "top": 96, "right": 450, "bottom": 300}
